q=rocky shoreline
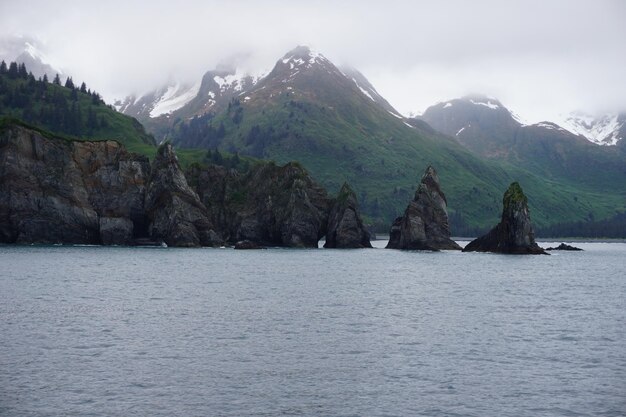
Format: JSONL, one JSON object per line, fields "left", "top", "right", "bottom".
{"left": 0, "top": 122, "right": 370, "bottom": 248}
{"left": 0, "top": 122, "right": 558, "bottom": 254}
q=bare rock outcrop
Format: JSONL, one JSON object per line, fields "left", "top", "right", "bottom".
{"left": 0, "top": 123, "right": 149, "bottom": 244}
{"left": 462, "top": 182, "right": 547, "bottom": 254}
{"left": 386, "top": 166, "right": 461, "bottom": 250}
{"left": 324, "top": 183, "right": 371, "bottom": 248}
{"left": 145, "top": 144, "right": 222, "bottom": 247}
{"left": 188, "top": 162, "right": 331, "bottom": 248}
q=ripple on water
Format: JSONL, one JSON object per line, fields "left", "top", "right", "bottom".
{"left": 0, "top": 243, "right": 625, "bottom": 416}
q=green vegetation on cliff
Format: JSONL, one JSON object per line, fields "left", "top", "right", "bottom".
{"left": 0, "top": 61, "right": 155, "bottom": 152}
{"left": 503, "top": 182, "right": 528, "bottom": 207}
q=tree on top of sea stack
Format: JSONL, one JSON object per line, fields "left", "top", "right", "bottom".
{"left": 386, "top": 165, "right": 461, "bottom": 250}
{"left": 463, "top": 182, "right": 547, "bottom": 254}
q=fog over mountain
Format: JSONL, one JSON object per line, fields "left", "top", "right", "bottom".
{"left": 1, "top": 0, "right": 625, "bottom": 123}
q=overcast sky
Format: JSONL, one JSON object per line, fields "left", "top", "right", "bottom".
{"left": 1, "top": 0, "right": 625, "bottom": 122}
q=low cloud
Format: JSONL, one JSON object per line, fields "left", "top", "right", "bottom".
{"left": 1, "top": 0, "right": 625, "bottom": 121}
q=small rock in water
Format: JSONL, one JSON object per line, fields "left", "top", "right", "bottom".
{"left": 546, "top": 243, "right": 583, "bottom": 251}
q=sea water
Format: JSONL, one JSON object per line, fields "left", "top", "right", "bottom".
{"left": 1, "top": 241, "right": 625, "bottom": 416}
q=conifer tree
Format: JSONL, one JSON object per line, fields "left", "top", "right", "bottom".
{"left": 42, "top": 73, "right": 49, "bottom": 83}
{"left": 0, "top": 60, "right": 7, "bottom": 74}
{"left": 18, "top": 63, "right": 28, "bottom": 78}
{"left": 53, "top": 73, "right": 61, "bottom": 85}
{"left": 8, "top": 62, "right": 18, "bottom": 78}
{"left": 80, "top": 82, "right": 87, "bottom": 93}
{"left": 64, "top": 77, "right": 75, "bottom": 89}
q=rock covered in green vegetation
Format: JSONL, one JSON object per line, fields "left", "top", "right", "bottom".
{"left": 463, "top": 182, "right": 547, "bottom": 254}
{"left": 324, "top": 183, "right": 371, "bottom": 248}
{"left": 386, "top": 166, "right": 461, "bottom": 250}
{"left": 189, "top": 161, "right": 331, "bottom": 248}
{"left": 145, "top": 143, "right": 222, "bottom": 247}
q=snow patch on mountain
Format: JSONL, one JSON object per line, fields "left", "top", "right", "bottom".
{"left": 470, "top": 98, "right": 500, "bottom": 110}
{"left": 555, "top": 112, "right": 623, "bottom": 146}
{"left": 352, "top": 78, "right": 375, "bottom": 101}
{"left": 532, "top": 121, "right": 569, "bottom": 132}
{"left": 23, "top": 42, "right": 62, "bottom": 74}
{"left": 280, "top": 46, "right": 329, "bottom": 72}
{"left": 510, "top": 111, "right": 529, "bottom": 126}
{"left": 149, "top": 81, "right": 201, "bottom": 118}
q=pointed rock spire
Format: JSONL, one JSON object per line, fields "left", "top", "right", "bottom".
{"left": 324, "top": 183, "right": 372, "bottom": 248}
{"left": 463, "top": 182, "right": 547, "bottom": 254}
{"left": 145, "top": 143, "right": 222, "bottom": 247}
{"left": 386, "top": 166, "right": 461, "bottom": 250}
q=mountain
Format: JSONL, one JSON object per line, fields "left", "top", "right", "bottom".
{"left": 417, "top": 95, "right": 626, "bottom": 191}
{"left": 118, "top": 67, "right": 264, "bottom": 121}
{"left": 555, "top": 112, "right": 625, "bottom": 146}
{"left": 114, "top": 81, "right": 201, "bottom": 120}
{"left": 338, "top": 65, "right": 400, "bottom": 115}
{"left": 0, "top": 36, "right": 62, "bottom": 79}
{"left": 156, "top": 46, "right": 626, "bottom": 233}
{"left": 116, "top": 65, "right": 265, "bottom": 141}
{"left": 0, "top": 62, "right": 155, "bottom": 153}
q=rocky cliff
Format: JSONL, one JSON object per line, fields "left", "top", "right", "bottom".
{"left": 386, "top": 166, "right": 461, "bottom": 250}
{"left": 324, "top": 183, "right": 371, "bottom": 248}
{"left": 463, "top": 182, "right": 547, "bottom": 254}
{"left": 1, "top": 121, "right": 371, "bottom": 248}
{"left": 145, "top": 144, "right": 222, "bottom": 247}
{"left": 0, "top": 122, "right": 150, "bottom": 245}
{"left": 188, "top": 161, "right": 331, "bottom": 248}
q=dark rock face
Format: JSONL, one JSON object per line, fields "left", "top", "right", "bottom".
{"left": 324, "top": 183, "right": 371, "bottom": 248}
{"left": 189, "top": 162, "right": 331, "bottom": 248}
{"left": 145, "top": 144, "right": 222, "bottom": 247}
{"left": 386, "top": 166, "right": 461, "bottom": 250}
{"left": 0, "top": 124, "right": 149, "bottom": 244}
{"left": 463, "top": 182, "right": 547, "bottom": 254}
{"left": 546, "top": 243, "right": 583, "bottom": 251}
{"left": 0, "top": 122, "right": 353, "bottom": 249}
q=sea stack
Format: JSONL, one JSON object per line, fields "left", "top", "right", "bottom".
{"left": 463, "top": 182, "right": 547, "bottom": 254}
{"left": 324, "top": 183, "right": 372, "bottom": 248}
{"left": 386, "top": 166, "right": 461, "bottom": 250}
{"left": 145, "top": 143, "right": 222, "bottom": 247}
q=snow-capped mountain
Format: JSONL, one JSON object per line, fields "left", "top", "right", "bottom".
{"left": 167, "top": 44, "right": 419, "bottom": 152}
{"left": 241, "top": 45, "right": 406, "bottom": 120}
{"left": 0, "top": 35, "right": 62, "bottom": 79}
{"left": 117, "top": 66, "right": 265, "bottom": 122}
{"left": 417, "top": 95, "right": 626, "bottom": 189}
{"left": 418, "top": 94, "right": 609, "bottom": 158}
{"left": 114, "top": 81, "right": 201, "bottom": 119}
{"left": 120, "top": 45, "right": 408, "bottom": 139}
{"left": 555, "top": 112, "right": 625, "bottom": 146}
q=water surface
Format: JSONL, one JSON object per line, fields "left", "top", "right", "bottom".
{"left": 1, "top": 241, "right": 625, "bottom": 416}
